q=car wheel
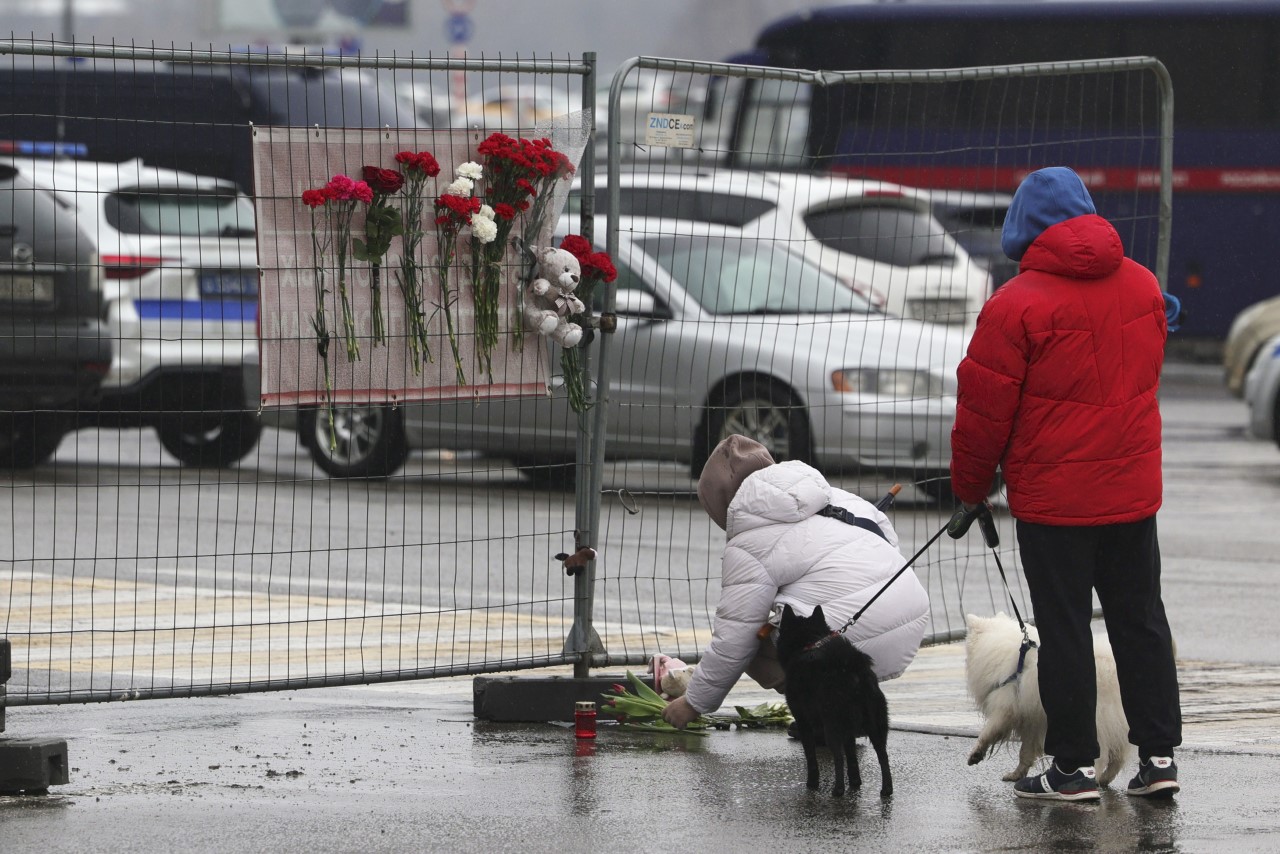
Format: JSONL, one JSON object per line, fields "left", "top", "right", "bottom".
{"left": 698, "top": 377, "right": 812, "bottom": 475}
{"left": 0, "top": 412, "right": 69, "bottom": 469}
{"left": 157, "top": 412, "right": 262, "bottom": 468}
{"left": 304, "top": 404, "right": 409, "bottom": 479}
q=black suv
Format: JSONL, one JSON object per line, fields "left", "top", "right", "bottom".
{"left": 0, "top": 62, "right": 421, "bottom": 193}
{"left": 0, "top": 163, "right": 110, "bottom": 467}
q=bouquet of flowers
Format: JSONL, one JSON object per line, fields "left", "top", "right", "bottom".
{"left": 353, "top": 165, "right": 405, "bottom": 347}
{"left": 556, "top": 235, "right": 617, "bottom": 414}
{"left": 318, "top": 173, "right": 373, "bottom": 362}
{"left": 394, "top": 149, "right": 441, "bottom": 373}
{"left": 473, "top": 133, "right": 577, "bottom": 351}
{"left": 433, "top": 163, "right": 483, "bottom": 386}
{"left": 600, "top": 671, "right": 711, "bottom": 735}
{"left": 600, "top": 672, "right": 794, "bottom": 736}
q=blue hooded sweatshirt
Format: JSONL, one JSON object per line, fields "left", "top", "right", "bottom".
{"left": 1000, "top": 166, "right": 1097, "bottom": 262}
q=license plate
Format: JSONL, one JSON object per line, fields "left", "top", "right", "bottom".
{"left": 0, "top": 272, "right": 55, "bottom": 303}
{"left": 199, "top": 270, "right": 258, "bottom": 297}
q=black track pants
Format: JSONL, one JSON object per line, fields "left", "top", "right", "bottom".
{"left": 1015, "top": 516, "right": 1182, "bottom": 766}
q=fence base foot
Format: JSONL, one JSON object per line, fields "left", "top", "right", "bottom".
{"left": 0, "top": 738, "right": 70, "bottom": 796}
{"left": 473, "top": 674, "right": 636, "bottom": 722}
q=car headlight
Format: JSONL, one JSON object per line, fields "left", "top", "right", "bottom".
{"left": 831, "top": 368, "right": 944, "bottom": 398}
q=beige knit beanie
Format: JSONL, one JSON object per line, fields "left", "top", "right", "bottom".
{"left": 697, "top": 434, "right": 776, "bottom": 530}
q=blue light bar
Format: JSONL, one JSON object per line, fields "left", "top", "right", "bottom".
{"left": 0, "top": 140, "right": 89, "bottom": 157}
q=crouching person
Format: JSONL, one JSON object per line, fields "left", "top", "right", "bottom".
{"left": 662, "top": 435, "right": 929, "bottom": 729}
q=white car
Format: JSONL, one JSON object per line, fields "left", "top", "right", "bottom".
{"left": 6, "top": 156, "right": 261, "bottom": 467}
{"left": 582, "top": 169, "right": 993, "bottom": 325}
{"left": 295, "top": 216, "right": 971, "bottom": 502}
{"left": 1243, "top": 332, "right": 1280, "bottom": 447}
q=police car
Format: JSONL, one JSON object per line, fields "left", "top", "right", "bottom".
{"left": 6, "top": 153, "right": 261, "bottom": 467}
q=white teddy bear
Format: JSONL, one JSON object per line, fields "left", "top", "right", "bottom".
{"left": 523, "top": 245, "right": 585, "bottom": 348}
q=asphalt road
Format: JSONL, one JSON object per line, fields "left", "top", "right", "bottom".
{"left": 3, "top": 361, "right": 1280, "bottom": 852}
{"left": 3, "top": 361, "right": 1279, "bottom": 702}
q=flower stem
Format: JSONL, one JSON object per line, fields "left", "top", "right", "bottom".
{"left": 436, "top": 240, "right": 467, "bottom": 387}
{"left": 309, "top": 211, "right": 338, "bottom": 451}
{"left": 333, "top": 203, "right": 361, "bottom": 362}
{"left": 369, "top": 262, "right": 385, "bottom": 346}
{"left": 561, "top": 345, "right": 591, "bottom": 414}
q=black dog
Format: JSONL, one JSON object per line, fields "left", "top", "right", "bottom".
{"left": 776, "top": 604, "right": 892, "bottom": 798}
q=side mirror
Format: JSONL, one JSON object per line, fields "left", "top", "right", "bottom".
{"left": 614, "top": 290, "right": 667, "bottom": 320}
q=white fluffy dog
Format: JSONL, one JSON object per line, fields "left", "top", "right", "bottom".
{"left": 964, "top": 612, "right": 1133, "bottom": 786}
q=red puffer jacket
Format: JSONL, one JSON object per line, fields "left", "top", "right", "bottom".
{"left": 949, "top": 213, "right": 1167, "bottom": 524}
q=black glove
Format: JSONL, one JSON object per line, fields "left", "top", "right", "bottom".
{"left": 947, "top": 501, "right": 999, "bottom": 548}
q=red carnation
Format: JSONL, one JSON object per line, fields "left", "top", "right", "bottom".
{"left": 583, "top": 252, "right": 618, "bottom": 283}
{"left": 362, "top": 165, "right": 405, "bottom": 195}
{"left": 301, "top": 188, "right": 327, "bottom": 208}
{"left": 559, "top": 234, "right": 591, "bottom": 259}
{"left": 396, "top": 150, "right": 441, "bottom": 177}
{"left": 493, "top": 202, "right": 517, "bottom": 220}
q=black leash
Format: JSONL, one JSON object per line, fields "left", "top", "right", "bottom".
{"left": 821, "top": 484, "right": 953, "bottom": 638}
{"left": 822, "top": 491, "right": 1035, "bottom": 669}
{"left": 947, "top": 501, "right": 1038, "bottom": 678}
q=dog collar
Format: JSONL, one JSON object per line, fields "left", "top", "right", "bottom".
{"left": 802, "top": 631, "right": 842, "bottom": 653}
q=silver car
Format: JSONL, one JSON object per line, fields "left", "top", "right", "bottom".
{"left": 295, "top": 218, "right": 969, "bottom": 500}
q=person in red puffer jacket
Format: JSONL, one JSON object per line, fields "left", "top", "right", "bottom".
{"left": 950, "top": 167, "right": 1182, "bottom": 802}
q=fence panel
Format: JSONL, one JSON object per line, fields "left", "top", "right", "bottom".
{"left": 587, "top": 56, "right": 1172, "bottom": 669}
{"left": 0, "top": 39, "right": 600, "bottom": 704}
{"left": 0, "top": 43, "right": 1172, "bottom": 708}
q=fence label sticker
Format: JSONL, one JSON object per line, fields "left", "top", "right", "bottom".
{"left": 644, "top": 112, "right": 696, "bottom": 148}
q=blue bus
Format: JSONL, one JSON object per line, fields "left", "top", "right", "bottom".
{"left": 722, "top": 1, "right": 1280, "bottom": 342}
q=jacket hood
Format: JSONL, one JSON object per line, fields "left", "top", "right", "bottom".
{"left": 725, "top": 460, "right": 831, "bottom": 539}
{"left": 697, "top": 435, "right": 776, "bottom": 530}
{"left": 1001, "top": 167, "right": 1097, "bottom": 262}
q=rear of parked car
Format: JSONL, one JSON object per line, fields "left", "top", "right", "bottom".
{"left": 0, "top": 162, "right": 110, "bottom": 467}
{"left": 1244, "top": 332, "right": 1280, "bottom": 446}
{"left": 584, "top": 169, "right": 993, "bottom": 326}
{"left": 1224, "top": 295, "right": 1280, "bottom": 398}
{"left": 7, "top": 156, "right": 261, "bottom": 467}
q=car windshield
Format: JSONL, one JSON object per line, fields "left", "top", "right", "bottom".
{"left": 638, "top": 234, "right": 876, "bottom": 315}
{"left": 106, "top": 189, "right": 256, "bottom": 237}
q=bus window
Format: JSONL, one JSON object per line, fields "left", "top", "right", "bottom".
{"left": 734, "top": 79, "right": 811, "bottom": 169}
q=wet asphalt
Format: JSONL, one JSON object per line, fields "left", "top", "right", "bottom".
{"left": 3, "top": 363, "right": 1279, "bottom": 851}
{"left": 3, "top": 664, "right": 1279, "bottom": 854}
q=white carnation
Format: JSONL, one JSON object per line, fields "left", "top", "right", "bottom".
{"left": 477, "top": 204, "right": 496, "bottom": 221}
{"left": 456, "top": 161, "right": 483, "bottom": 181}
{"left": 445, "top": 177, "right": 474, "bottom": 196}
{"left": 471, "top": 216, "right": 498, "bottom": 244}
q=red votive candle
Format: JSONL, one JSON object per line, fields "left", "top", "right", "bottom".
{"left": 574, "top": 701, "right": 597, "bottom": 738}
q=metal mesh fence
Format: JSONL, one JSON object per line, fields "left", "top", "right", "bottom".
{"left": 587, "top": 56, "right": 1172, "bottom": 669}
{"left": 0, "top": 42, "right": 1171, "bottom": 706}
{"left": 0, "top": 40, "right": 599, "bottom": 704}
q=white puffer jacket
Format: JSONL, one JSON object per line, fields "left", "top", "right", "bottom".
{"left": 683, "top": 461, "right": 931, "bottom": 715}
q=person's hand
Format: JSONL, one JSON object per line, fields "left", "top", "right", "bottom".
{"left": 661, "top": 695, "right": 700, "bottom": 729}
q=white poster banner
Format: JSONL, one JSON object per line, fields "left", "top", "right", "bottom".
{"left": 251, "top": 116, "right": 589, "bottom": 408}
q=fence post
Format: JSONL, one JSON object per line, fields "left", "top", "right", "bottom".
{"left": 1, "top": 638, "right": 7, "bottom": 732}
{"left": 564, "top": 51, "right": 605, "bottom": 678}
